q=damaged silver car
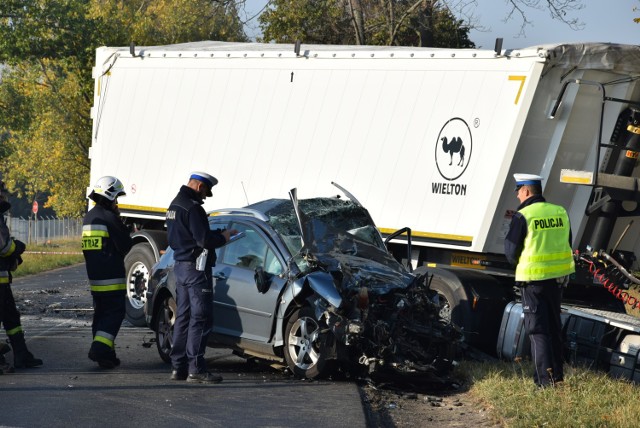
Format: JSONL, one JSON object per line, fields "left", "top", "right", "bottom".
{"left": 146, "top": 184, "right": 462, "bottom": 383}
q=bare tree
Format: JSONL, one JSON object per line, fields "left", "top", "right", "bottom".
{"left": 503, "top": 0, "right": 585, "bottom": 36}
{"left": 254, "top": 0, "right": 585, "bottom": 46}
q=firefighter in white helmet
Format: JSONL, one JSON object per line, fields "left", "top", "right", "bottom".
{"left": 82, "top": 176, "right": 132, "bottom": 369}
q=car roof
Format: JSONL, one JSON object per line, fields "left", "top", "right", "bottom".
{"left": 246, "top": 199, "right": 291, "bottom": 216}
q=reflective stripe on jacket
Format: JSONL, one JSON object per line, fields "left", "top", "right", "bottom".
{"left": 515, "top": 202, "right": 575, "bottom": 281}
{"left": 0, "top": 214, "right": 22, "bottom": 272}
{"left": 0, "top": 239, "right": 15, "bottom": 257}
{"left": 82, "top": 205, "right": 132, "bottom": 295}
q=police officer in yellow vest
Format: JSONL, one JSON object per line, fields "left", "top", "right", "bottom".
{"left": 505, "top": 173, "right": 575, "bottom": 387}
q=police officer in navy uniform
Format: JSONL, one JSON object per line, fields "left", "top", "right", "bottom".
{"left": 505, "top": 173, "right": 575, "bottom": 387}
{"left": 0, "top": 181, "right": 43, "bottom": 372}
{"left": 166, "top": 171, "right": 237, "bottom": 384}
{"left": 82, "top": 176, "right": 132, "bottom": 369}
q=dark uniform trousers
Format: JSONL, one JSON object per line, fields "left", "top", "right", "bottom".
{"left": 0, "top": 277, "right": 24, "bottom": 341}
{"left": 521, "top": 279, "right": 564, "bottom": 386}
{"left": 90, "top": 292, "right": 126, "bottom": 355}
{"left": 170, "top": 261, "right": 214, "bottom": 374}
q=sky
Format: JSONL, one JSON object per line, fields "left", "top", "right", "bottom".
{"left": 240, "top": 0, "right": 639, "bottom": 49}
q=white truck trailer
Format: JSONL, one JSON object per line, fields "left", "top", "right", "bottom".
{"left": 90, "top": 41, "right": 640, "bottom": 376}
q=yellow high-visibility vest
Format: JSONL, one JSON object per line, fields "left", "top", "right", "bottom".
{"left": 516, "top": 202, "right": 575, "bottom": 281}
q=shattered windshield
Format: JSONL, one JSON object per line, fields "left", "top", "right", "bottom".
{"left": 247, "top": 197, "right": 412, "bottom": 293}
{"left": 249, "top": 197, "right": 384, "bottom": 253}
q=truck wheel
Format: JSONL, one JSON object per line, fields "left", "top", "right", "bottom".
{"left": 428, "top": 271, "right": 508, "bottom": 356}
{"left": 124, "top": 243, "right": 156, "bottom": 327}
{"left": 155, "top": 294, "right": 176, "bottom": 364}
{"left": 429, "top": 276, "right": 468, "bottom": 331}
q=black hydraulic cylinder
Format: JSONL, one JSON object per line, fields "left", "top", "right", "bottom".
{"left": 589, "top": 109, "right": 640, "bottom": 251}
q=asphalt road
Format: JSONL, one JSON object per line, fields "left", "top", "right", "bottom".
{"left": 0, "top": 265, "right": 370, "bottom": 428}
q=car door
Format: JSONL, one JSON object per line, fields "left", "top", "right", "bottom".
{"left": 211, "top": 220, "right": 287, "bottom": 344}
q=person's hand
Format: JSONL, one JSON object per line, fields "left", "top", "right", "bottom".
{"left": 222, "top": 228, "right": 240, "bottom": 242}
{"left": 13, "top": 239, "right": 26, "bottom": 255}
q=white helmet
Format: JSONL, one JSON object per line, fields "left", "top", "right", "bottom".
{"left": 90, "top": 176, "right": 126, "bottom": 201}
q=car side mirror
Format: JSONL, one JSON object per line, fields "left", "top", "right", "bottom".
{"left": 254, "top": 266, "right": 271, "bottom": 294}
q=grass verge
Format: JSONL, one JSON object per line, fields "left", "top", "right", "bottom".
{"left": 13, "top": 238, "right": 84, "bottom": 278}
{"left": 463, "top": 359, "right": 640, "bottom": 427}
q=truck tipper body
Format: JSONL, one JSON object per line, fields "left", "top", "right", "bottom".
{"left": 91, "top": 41, "right": 640, "bottom": 377}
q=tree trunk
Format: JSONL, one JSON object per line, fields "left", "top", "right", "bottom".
{"left": 387, "top": 0, "right": 395, "bottom": 45}
{"left": 419, "top": 0, "right": 435, "bottom": 47}
{"left": 347, "top": 0, "right": 366, "bottom": 45}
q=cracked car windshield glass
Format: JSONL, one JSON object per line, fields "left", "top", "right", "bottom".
{"left": 250, "top": 198, "right": 413, "bottom": 294}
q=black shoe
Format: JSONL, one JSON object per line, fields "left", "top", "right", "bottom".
{"left": 170, "top": 369, "right": 188, "bottom": 381}
{"left": 88, "top": 351, "right": 120, "bottom": 369}
{"left": 0, "top": 362, "right": 15, "bottom": 374}
{"left": 14, "top": 351, "right": 43, "bottom": 369}
{"left": 8, "top": 332, "right": 42, "bottom": 368}
{"left": 186, "top": 372, "right": 223, "bottom": 384}
{"left": 98, "top": 357, "right": 120, "bottom": 369}
{"left": 0, "top": 354, "right": 14, "bottom": 374}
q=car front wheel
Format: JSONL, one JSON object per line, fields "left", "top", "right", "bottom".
{"left": 283, "top": 306, "right": 330, "bottom": 379}
{"left": 155, "top": 294, "right": 176, "bottom": 364}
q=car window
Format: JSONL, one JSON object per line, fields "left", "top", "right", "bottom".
{"left": 263, "top": 247, "right": 284, "bottom": 276}
{"left": 221, "top": 222, "right": 283, "bottom": 275}
{"left": 208, "top": 222, "right": 227, "bottom": 260}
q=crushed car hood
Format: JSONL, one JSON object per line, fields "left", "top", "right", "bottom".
{"left": 312, "top": 251, "right": 416, "bottom": 295}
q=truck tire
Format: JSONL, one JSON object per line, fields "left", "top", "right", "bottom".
{"left": 429, "top": 276, "right": 469, "bottom": 329}
{"left": 124, "top": 243, "right": 155, "bottom": 327}
{"left": 427, "top": 271, "right": 510, "bottom": 356}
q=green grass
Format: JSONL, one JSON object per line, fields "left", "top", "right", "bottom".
{"left": 12, "top": 238, "right": 84, "bottom": 278}
{"left": 462, "top": 359, "right": 640, "bottom": 427}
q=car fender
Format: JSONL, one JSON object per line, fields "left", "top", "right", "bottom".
{"left": 272, "top": 276, "right": 305, "bottom": 347}
{"left": 272, "top": 271, "right": 341, "bottom": 347}
{"left": 304, "top": 271, "right": 342, "bottom": 308}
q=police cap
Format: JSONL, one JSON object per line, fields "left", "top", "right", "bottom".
{"left": 514, "top": 173, "right": 543, "bottom": 190}
{"left": 190, "top": 171, "right": 218, "bottom": 196}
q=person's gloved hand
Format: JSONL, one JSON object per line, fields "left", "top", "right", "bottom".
{"left": 13, "top": 239, "right": 26, "bottom": 256}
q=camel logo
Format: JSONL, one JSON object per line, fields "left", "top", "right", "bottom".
{"left": 435, "top": 118, "right": 472, "bottom": 181}
{"left": 442, "top": 136, "right": 465, "bottom": 166}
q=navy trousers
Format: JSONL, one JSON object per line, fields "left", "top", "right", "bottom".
{"left": 521, "top": 280, "right": 564, "bottom": 386}
{"left": 0, "top": 282, "right": 22, "bottom": 335}
{"left": 90, "top": 292, "right": 125, "bottom": 355}
{"left": 170, "top": 261, "right": 213, "bottom": 374}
